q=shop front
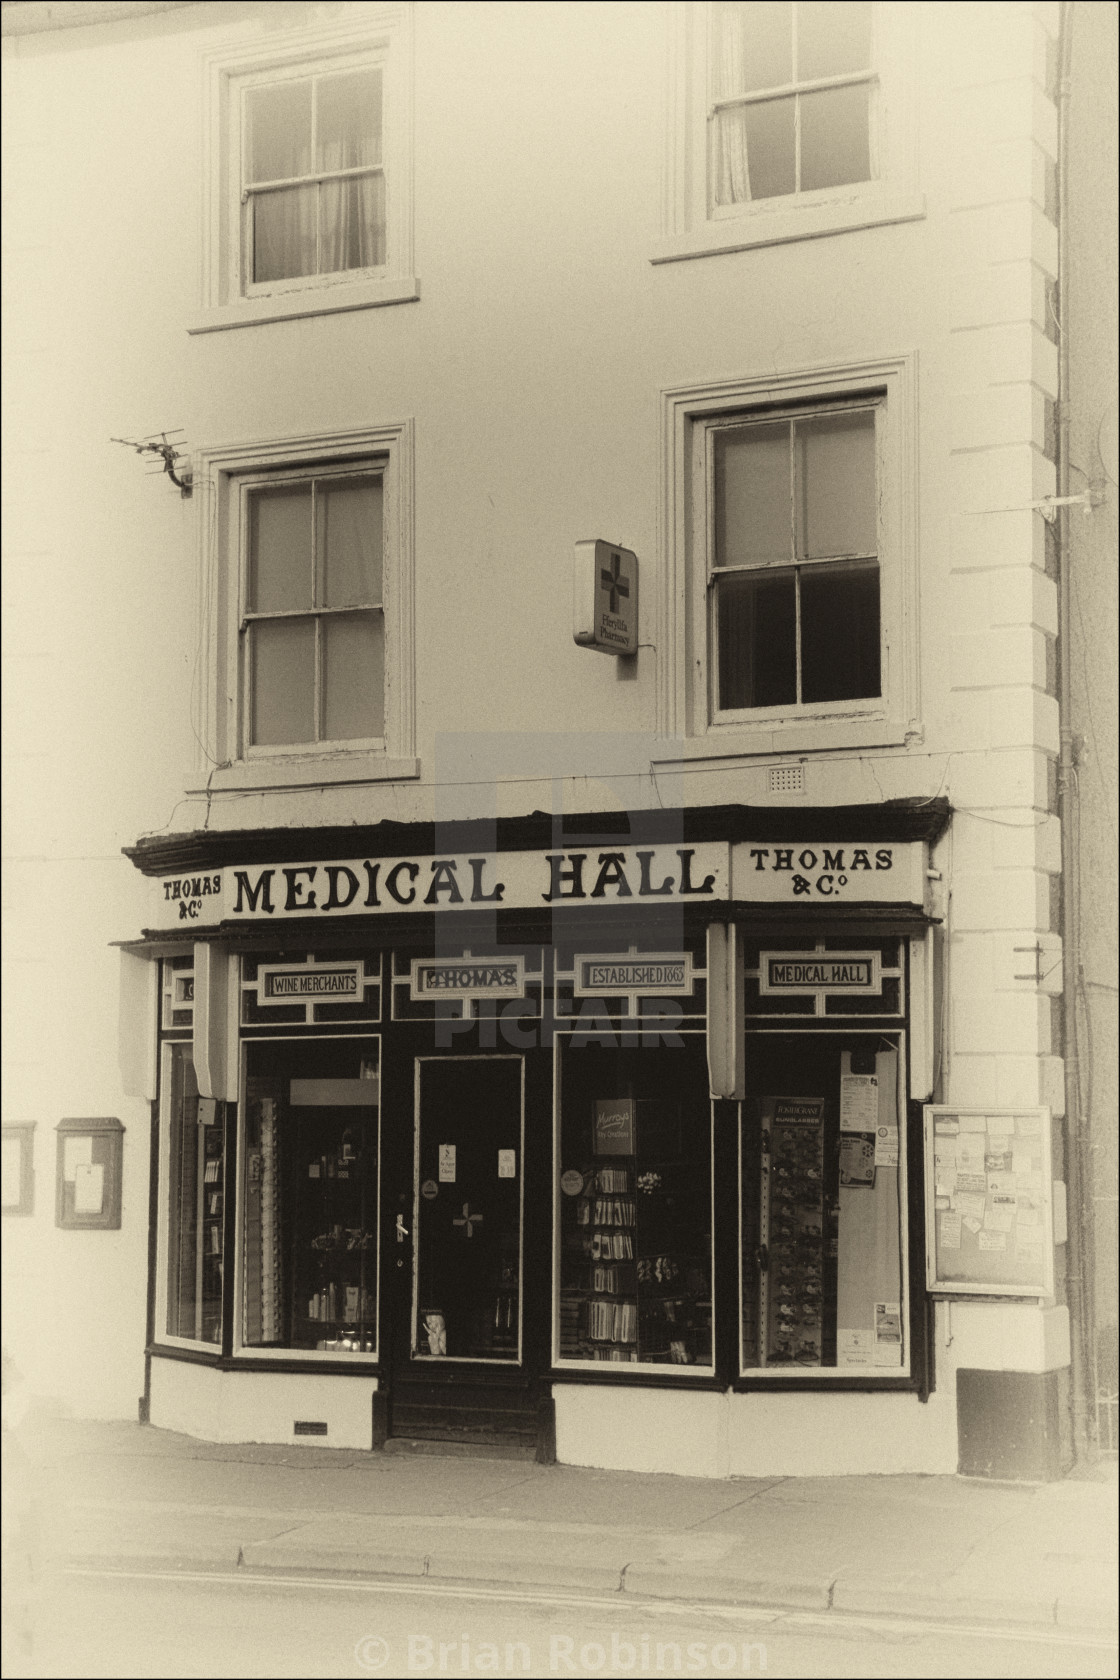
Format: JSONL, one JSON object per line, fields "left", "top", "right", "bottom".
{"left": 124, "top": 803, "right": 950, "bottom": 1472}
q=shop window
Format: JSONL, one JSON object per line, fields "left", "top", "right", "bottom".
{"left": 654, "top": 2, "right": 922, "bottom": 264}
{"left": 199, "top": 422, "right": 416, "bottom": 789}
{"left": 740, "top": 1036, "right": 907, "bottom": 1374}
{"left": 160, "top": 1043, "right": 224, "bottom": 1345}
{"left": 239, "top": 1037, "right": 380, "bottom": 1358}
{"left": 195, "top": 7, "right": 416, "bottom": 331}
{"left": 659, "top": 355, "right": 917, "bottom": 751}
{"left": 556, "top": 1036, "right": 714, "bottom": 1369}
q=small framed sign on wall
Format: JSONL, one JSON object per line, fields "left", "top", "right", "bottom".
{"left": 55, "top": 1116, "right": 125, "bottom": 1230}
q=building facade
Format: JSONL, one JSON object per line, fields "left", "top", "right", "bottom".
{"left": 2, "top": 0, "right": 1115, "bottom": 1479}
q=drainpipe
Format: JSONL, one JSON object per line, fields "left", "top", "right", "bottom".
{"left": 1055, "top": 0, "right": 1095, "bottom": 1463}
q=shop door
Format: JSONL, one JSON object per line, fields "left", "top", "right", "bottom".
{"left": 388, "top": 1055, "right": 539, "bottom": 1448}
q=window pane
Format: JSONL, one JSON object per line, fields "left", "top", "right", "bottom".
{"left": 799, "top": 83, "right": 871, "bottom": 192}
{"left": 318, "top": 476, "right": 383, "bottom": 607}
{"left": 165, "top": 1043, "right": 223, "bottom": 1344}
{"left": 322, "top": 612, "right": 384, "bottom": 740}
{"left": 319, "top": 173, "right": 386, "bottom": 273}
{"left": 253, "top": 184, "right": 317, "bottom": 283}
{"left": 712, "top": 2, "right": 792, "bottom": 97}
{"left": 721, "top": 96, "right": 795, "bottom": 201}
{"left": 249, "top": 484, "right": 311, "bottom": 612}
{"left": 717, "top": 569, "right": 796, "bottom": 709}
{"left": 715, "top": 424, "right": 791, "bottom": 566}
{"left": 558, "top": 1038, "right": 713, "bottom": 1367}
{"left": 245, "top": 80, "right": 312, "bottom": 183}
{"left": 797, "top": 410, "right": 876, "bottom": 559}
{"left": 316, "top": 68, "right": 382, "bottom": 170}
{"left": 741, "top": 1038, "right": 903, "bottom": 1373}
{"left": 796, "top": 1, "right": 872, "bottom": 80}
{"left": 242, "top": 1038, "right": 380, "bottom": 1354}
{"left": 800, "top": 559, "right": 880, "bottom": 702}
{"left": 250, "top": 617, "right": 315, "bottom": 745}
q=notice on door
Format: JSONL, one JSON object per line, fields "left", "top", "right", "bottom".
{"left": 498, "top": 1149, "right": 516, "bottom": 1179}
{"left": 438, "top": 1144, "right": 456, "bottom": 1183}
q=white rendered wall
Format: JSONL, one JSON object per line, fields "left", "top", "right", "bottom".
{"left": 148, "top": 1358, "right": 378, "bottom": 1451}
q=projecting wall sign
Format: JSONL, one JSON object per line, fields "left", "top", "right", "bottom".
{"left": 759, "top": 951, "right": 882, "bottom": 996}
{"left": 573, "top": 539, "right": 639, "bottom": 655}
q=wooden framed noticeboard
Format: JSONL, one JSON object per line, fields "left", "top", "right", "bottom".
{"left": 923, "top": 1106, "right": 1054, "bottom": 1297}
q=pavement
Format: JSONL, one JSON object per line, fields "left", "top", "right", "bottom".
{"left": 4, "top": 1414, "right": 1117, "bottom": 1638}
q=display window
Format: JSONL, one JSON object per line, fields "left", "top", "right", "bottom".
{"left": 236, "top": 1035, "right": 380, "bottom": 1358}
{"left": 157, "top": 1039, "right": 225, "bottom": 1347}
{"left": 739, "top": 1033, "right": 908, "bottom": 1376}
{"left": 555, "top": 1033, "right": 714, "bottom": 1371}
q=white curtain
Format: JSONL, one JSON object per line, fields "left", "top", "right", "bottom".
{"left": 711, "top": 4, "right": 752, "bottom": 205}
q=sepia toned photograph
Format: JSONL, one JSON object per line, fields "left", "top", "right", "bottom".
{"left": 1, "top": 2, "right": 1116, "bottom": 1676}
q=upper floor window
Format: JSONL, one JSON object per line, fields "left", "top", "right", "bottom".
{"left": 244, "top": 465, "right": 385, "bottom": 748}
{"left": 193, "top": 422, "right": 417, "bottom": 793}
{"left": 710, "top": 404, "right": 880, "bottom": 714}
{"left": 710, "top": 1, "right": 874, "bottom": 206}
{"left": 194, "top": 6, "right": 416, "bottom": 333}
{"left": 657, "top": 355, "right": 918, "bottom": 753}
{"left": 654, "top": 2, "right": 921, "bottom": 264}
{"left": 243, "top": 66, "right": 386, "bottom": 288}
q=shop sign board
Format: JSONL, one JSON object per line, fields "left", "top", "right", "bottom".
{"left": 759, "top": 951, "right": 882, "bottom": 996}
{"left": 730, "top": 841, "right": 926, "bottom": 905}
{"left": 257, "top": 962, "right": 363, "bottom": 1003}
{"left": 145, "top": 839, "right": 927, "bottom": 931}
{"left": 148, "top": 844, "right": 728, "bottom": 928}
{"left": 573, "top": 539, "right": 639, "bottom": 655}
{"left": 573, "top": 952, "right": 694, "bottom": 996}
{"left": 410, "top": 956, "right": 526, "bottom": 1001}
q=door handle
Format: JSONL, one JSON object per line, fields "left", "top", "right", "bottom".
{"left": 396, "top": 1214, "right": 410, "bottom": 1243}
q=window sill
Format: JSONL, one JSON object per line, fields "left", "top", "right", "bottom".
{"left": 651, "top": 191, "right": 926, "bottom": 265}
{"left": 653, "top": 714, "right": 914, "bottom": 767}
{"left": 188, "top": 274, "right": 420, "bottom": 334}
{"left": 189, "top": 754, "right": 420, "bottom": 794}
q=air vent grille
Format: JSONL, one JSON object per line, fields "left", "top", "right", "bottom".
{"left": 293, "top": 1420, "right": 329, "bottom": 1437}
{"left": 768, "top": 764, "right": 804, "bottom": 794}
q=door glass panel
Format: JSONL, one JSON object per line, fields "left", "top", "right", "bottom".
{"left": 413, "top": 1058, "right": 523, "bottom": 1362}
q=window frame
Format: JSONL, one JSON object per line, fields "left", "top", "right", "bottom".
{"left": 238, "top": 460, "right": 387, "bottom": 756}
{"left": 193, "top": 4, "right": 416, "bottom": 333}
{"left": 658, "top": 354, "right": 919, "bottom": 757}
{"left": 704, "top": 395, "right": 883, "bottom": 723}
{"left": 654, "top": 1, "right": 923, "bottom": 265}
{"left": 193, "top": 422, "right": 417, "bottom": 794}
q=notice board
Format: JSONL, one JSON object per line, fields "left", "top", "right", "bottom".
{"left": 923, "top": 1106, "right": 1054, "bottom": 1297}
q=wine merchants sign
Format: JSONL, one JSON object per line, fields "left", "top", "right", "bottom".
{"left": 147, "top": 840, "right": 926, "bottom": 929}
